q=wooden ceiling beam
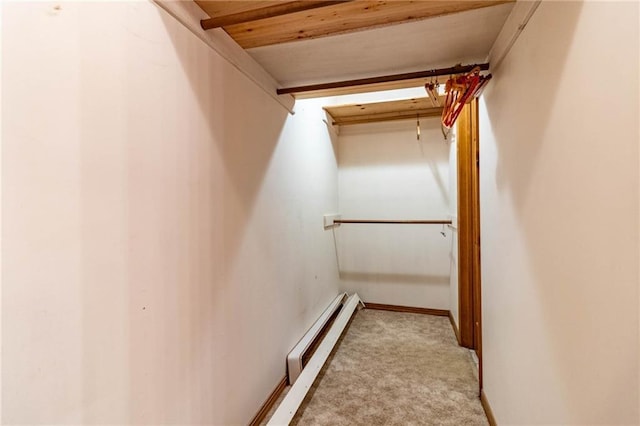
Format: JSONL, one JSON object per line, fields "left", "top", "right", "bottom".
{"left": 223, "top": 0, "right": 514, "bottom": 49}
{"left": 200, "top": 1, "right": 354, "bottom": 30}
{"left": 195, "top": 2, "right": 282, "bottom": 19}
{"left": 279, "top": 63, "right": 490, "bottom": 97}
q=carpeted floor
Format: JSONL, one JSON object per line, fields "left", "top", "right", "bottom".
{"left": 265, "top": 308, "right": 488, "bottom": 426}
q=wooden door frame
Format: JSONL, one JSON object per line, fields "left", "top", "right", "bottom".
{"left": 456, "top": 99, "right": 483, "bottom": 390}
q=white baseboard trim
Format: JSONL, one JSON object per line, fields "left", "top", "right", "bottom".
{"left": 268, "top": 293, "right": 362, "bottom": 425}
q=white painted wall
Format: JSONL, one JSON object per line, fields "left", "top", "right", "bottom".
{"left": 480, "top": 1, "right": 639, "bottom": 424}
{"left": 336, "top": 118, "right": 452, "bottom": 309}
{"left": 1, "top": 2, "right": 339, "bottom": 424}
{"left": 448, "top": 132, "right": 459, "bottom": 327}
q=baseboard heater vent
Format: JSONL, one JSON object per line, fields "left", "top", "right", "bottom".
{"left": 287, "top": 292, "right": 347, "bottom": 385}
{"left": 268, "top": 293, "right": 363, "bottom": 425}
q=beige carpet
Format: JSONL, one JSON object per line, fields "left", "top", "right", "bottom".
{"left": 266, "top": 308, "right": 488, "bottom": 426}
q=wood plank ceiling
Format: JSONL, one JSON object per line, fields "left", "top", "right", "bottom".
{"left": 193, "top": 1, "right": 515, "bottom": 120}
{"left": 195, "top": 1, "right": 513, "bottom": 49}
{"left": 324, "top": 96, "right": 444, "bottom": 126}
{"left": 194, "top": 1, "right": 515, "bottom": 93}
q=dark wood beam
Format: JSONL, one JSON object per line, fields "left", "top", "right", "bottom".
{"left": 200, "top": 1, "right": 353, "bottom": 30}
{"left": 278, "top": 63, "right": 490, "bottom": 96}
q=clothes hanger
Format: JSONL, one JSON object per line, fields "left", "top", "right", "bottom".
{"left": 440, "top": 67, "right": 491, "bottom": 132}
{"left": 425, "top": 75, "right": 441, "bottom": 107}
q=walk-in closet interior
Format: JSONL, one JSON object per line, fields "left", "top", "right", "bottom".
{"left": 2, "top": 1, "right": 639, "bottom": 426}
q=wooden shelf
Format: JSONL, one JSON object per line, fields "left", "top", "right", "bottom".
{"left": 324, "top": 97, "right": 443, "bottom": 126}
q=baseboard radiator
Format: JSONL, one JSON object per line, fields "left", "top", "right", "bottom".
{"left": 287, "top": 292, "right": 347, "bottom": 385}
{"left": 268, "top": 293, "right": 363, "bottom": 425}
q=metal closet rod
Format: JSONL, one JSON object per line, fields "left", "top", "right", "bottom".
{"left": 335, "top": 219, "right": 452, "bottom": 225}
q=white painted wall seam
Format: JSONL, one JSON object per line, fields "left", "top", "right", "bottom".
{"left": 0, "top": 1, "right": 3, "bottom": 422}
{"left": 487, "top": 0, "right": 541, "bottom": 72}
{"left": 151, "top": 0, "right": 295, "bottom": 113}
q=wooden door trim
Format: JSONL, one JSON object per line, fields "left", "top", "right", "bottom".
{"left": 471, "top": 99, "right": 483, "bottom": 390}
{"left": 456, "top": 100, "right": 483, "bottom": 390}
{"left": 456, "top": 102, "right": 475, "bottom": 349}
